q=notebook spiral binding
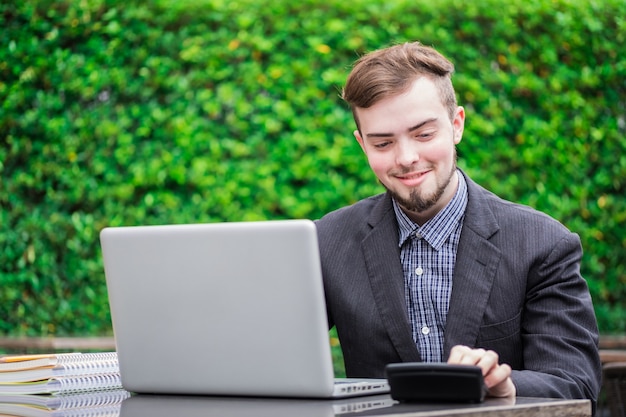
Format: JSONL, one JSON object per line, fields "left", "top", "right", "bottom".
{"left": 56, "top": 352, "right": 118, "bottom": 364}
{"left": 53, "top": 358, "right": 119, "bottom": 377}
{"left": 57, "top": 404, "right": 124, "bottom": 417}
{"left": 51, "top": 373, "right": 123, "bottom": 394}
{"left": 0, "top": 403, "right": 126, "bottom": 417}
{"left": 52, "top": 389, "right": 131, "bottom": 410}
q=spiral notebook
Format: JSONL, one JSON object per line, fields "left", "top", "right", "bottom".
{"left": 0, "top": 402, "right": 125, "bottom": 417}
{"left": 0, "top": 389, "right": 131, "bottom": 410}
{"left": 100, "top": 219, "right": 389, "bottom": 398}
{"left": 0, "top": 373, "right": 123, "bottom": 395}
{"left": 0, "top": 352, "right": 122, "bottom": 395}
{"left": 0, "top": 352, "right": 119, "bottom": 383}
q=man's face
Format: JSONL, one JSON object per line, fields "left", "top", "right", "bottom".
{"left": 354, "top": 77, "right": 465, "bottom": 224}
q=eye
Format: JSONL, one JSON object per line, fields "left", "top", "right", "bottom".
{"left": 373, "top": 141, "right": 392, "bottom": 149}
{"left": 415, "top": 132, "right": 434, "bottom": 141}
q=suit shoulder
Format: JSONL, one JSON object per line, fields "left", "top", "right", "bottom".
{"left": 317, "top": 193, "right": 386, "bottom": 226}
{"left": 478, "top": 185, "right": 574, "bottom": 237}
{"left": 315, "top": 193, "right": 391, "bottom": 244}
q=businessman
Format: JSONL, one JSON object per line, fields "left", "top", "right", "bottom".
{"left": 316, "top": 42, "right": 601, "bottom": 405}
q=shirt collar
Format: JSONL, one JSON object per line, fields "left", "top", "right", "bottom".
{"left": 393, "top": 170, "right": 468, "bottom": 250}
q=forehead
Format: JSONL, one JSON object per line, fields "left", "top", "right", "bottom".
{"left": 355, "top": 77, "right": 447, "bottom": 134}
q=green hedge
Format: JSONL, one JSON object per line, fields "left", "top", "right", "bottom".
{"left": 1, "top": 0, "right": 624, "bottom": 337}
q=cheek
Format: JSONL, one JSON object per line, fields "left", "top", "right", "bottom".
{"left": 431, "top": 148, "right": 451, "bottom": 164}
{"left": 422, "top": 141, "right": 455, "bottom": 164}
{"left": 365, "top": 153, "right": 391, "bottom": 176}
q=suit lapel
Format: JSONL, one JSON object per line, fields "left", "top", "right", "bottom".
{"left": 361, "top": 195, "right": 422, "bottom": 362}
{"left": 359, "top": 175, "right": 502, "bottom": 362}
{"left": 443, "top": 175, "right": 502, "bottom": 357}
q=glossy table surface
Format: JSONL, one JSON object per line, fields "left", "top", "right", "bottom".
{"left": 116, "top": 393, "right": 591, "bottom": 417}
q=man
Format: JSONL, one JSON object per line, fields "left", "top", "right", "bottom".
{"left": 315, "top": 42, "right": 600, "bottom": 405}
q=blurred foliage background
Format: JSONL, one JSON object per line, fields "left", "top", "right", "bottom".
{"left": 1, "top": 0, "right": 624, "bottom": 343}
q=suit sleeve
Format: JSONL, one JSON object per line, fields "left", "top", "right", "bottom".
{"left": 510, "top": 232, "right": 601, "bottom": 406}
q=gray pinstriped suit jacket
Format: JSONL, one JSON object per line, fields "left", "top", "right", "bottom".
{"left": 316, "top": 170, "right": 601, "bottom": 404}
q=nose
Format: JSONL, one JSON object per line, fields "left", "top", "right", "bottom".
{"left": 395, "top": 137, "right": 420, "bottom": 167}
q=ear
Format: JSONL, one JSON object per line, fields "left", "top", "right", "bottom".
{"left": 452, "top": 106, "right": 465, "bottom": 145}
{"left": 354, "top": 129, "right": 367, "bottom": 153}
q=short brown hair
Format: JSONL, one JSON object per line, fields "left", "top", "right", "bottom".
{"left": 342, "top": 42, "right": 457, "bottom": 129}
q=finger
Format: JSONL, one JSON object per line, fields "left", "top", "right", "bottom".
{"left": 448, "top": 347, "right": 501, "bottom": 381}
{"left": 484, "top": 364, "right": 516, "bottom": 398}
{"left": 475, "top": 349, "right": 500, "bottom": 375}
{"left": 449, "top": 346, "right": 488, "bottom": 366}
{"left": 447, "top": 345, "right": 472, "bottom": 364}
{"left": 484, "top": 362, "right": 512, "bottom": 389}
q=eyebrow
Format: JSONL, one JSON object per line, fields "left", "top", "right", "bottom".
{"left": 365, "top": 117, "right": 439, "bottom": 139}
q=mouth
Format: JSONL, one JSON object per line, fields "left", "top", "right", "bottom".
{"left": 396, "top": 170, "right": 431, "bottom": 186}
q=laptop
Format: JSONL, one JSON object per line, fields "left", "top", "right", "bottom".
{"left": 100, "top": 219, "right": 389, "bottom": 398}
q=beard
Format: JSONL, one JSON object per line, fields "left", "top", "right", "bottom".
{"left": 384, "top": 161, "right": 458, "bottom": 214}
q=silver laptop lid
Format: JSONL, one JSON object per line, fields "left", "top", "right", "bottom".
{"left": 101, "top": 220, "right": 336, "bottom": 397}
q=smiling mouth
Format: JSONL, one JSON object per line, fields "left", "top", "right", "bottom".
{"left": 397, "top": 170, "right": 430, "bottom": 180}
{"left": 392, "top": 169, "right": 432, "bottom": 188}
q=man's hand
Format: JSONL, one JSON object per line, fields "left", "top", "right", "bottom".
{"left": 447, "top": 345, "right": 516, "bottom": 398}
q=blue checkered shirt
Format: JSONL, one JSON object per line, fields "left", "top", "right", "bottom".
{"left": 392, "top": 170, "right": 468, "bottom": 362}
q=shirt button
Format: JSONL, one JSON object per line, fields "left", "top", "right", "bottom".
{"left": 414, "top": 231, "right": 422, "bottom": 239}
{"left": 415, "top": 267, "right": 424, "bottom": 276}
{"left": 421, "top": 326, "right": 430, "bottom": 335}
